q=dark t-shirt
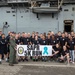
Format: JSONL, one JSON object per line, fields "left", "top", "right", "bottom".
{"left": 50, "top": 39, "right": 57, "bottom": 45}
{"left": 54, "top": 47, "right": 60, "bottom": 52}
{"left": 22, "top": 37, "right": 29, "bottom": 45}
{"left": 30, "top": 36, "right": 35, "bottom": 44}
{"left": 61, "top": 50, "right": 69, "bottom": 56}
{"left": 54, "top": 47, "right": 61, "bottom": 56}
{"left": 46, "top": 38, "right": 51, "bottom": 45}
{"left": 0, "top": 36, "right": 2, "bottom": 49}
{"left": 68, "top": 40, "right": 75, "bottom": 50}
{"left": 15, "top": 38, "right": 21, "bottom": 44}
{"left": 73, "top": 38, "right": 75, "bottom": 43}
{"left": 40, "top": 39, "right": 47, "bottom": 45}
{"left": 56, "top": 37, "right": 60, "bottom": 44}
{"left": 33, "top": 39, "right": 40, "bottom": 45}
{"left": 6, "top": 35, "right": 10, "bottom": 43}
{"left": 0, "top": 38, "right": 8, "bottom": 50}
{"left": 0, "top": 36, "right": 2, "bottom": 39}
{"left": 60, "top": 37, "right": 67, "bottom": 46}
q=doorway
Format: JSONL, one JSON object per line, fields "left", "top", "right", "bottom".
{"left": 64, "top": 20, "right": 74, "bottom": 32}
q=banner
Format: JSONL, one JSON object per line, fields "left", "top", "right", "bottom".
{"left": 17, "top": 45, "right": 52, "bottom": 56}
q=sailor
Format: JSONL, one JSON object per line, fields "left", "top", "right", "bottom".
{"left": 0, "top": 34, "right": 8, "bottom": 64}
{"left": 9, "top": 32, "right": 18, "bottom": 66}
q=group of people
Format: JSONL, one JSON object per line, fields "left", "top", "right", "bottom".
{"left": 0, "top": 30, "right": 75, "bottom": 66}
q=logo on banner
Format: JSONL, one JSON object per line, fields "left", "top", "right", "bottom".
{"left": 43, "top": 47, "right": 48, "bottom": 55}
{"left": 18, "top": 47, "right": 24, "bottom": 54}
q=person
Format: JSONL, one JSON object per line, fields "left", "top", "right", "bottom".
{"left": 0, "top": 34, "right": 8, "bottom": 64}
{"left": 51, "top": 44, "right": 60, "bottom": 61}
{"left": 21, "top": 33, "right": 29, "bottom": 61}
{"left": 9, "top": 32, "right": 18, "bottom": 66}
{"left": 32, "top": 35, "right": 40, "bottom": 61}
{"left": 67, "top": 36, "right": 75, "bottom": 64}
{"left": 71, "top": 31, "right": 74, "bottom": 38}
{"left": 40, "top": 34, "right": 47, "bottom": 45}
{"left": 30, "top": 32, "right": 35, "bottom": 44}
{"left": 15, "top": 33, "right": 21, "bottom": 62}
{"left": 0, "top": 30, "right": 2, "bottom": 39}
{"left": 60, "top": 33, "right": 67, "bottom": 54}
{"left": 21, "top": 33, "right": 29, "bottom": 45}
{"left": 50, "top": 35, "right": 57, "bottom": 50}
{"left": 46, "top": 33, "right": 51, "bottom": 45}
{"left": 0, "top": 30, "right": 2, "bottom": 62}
{"left": 19, "top": 32, "right": 26, "bottom": 62}
{"left": 58, "top": 46, "right": 69, "bottom": 65}
{"left": 6, "top": 31, "right": 11, "bottom": 61}
{"left": 40, "top": 34, "right": 48, "bottom": 61}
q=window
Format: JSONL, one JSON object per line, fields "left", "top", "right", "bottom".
{"left": 64, "top": 9, "right": 69, "bottom": 11}
{"left": 13, "top": 15, "right": 15, "bottom": 17}
{"left": 12, "top": 11, "right": 16, "bottom": 13}
{"left": 6, "top": 11, "right": 10, "bottom": 13}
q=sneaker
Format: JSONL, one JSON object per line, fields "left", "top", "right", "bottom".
{"left": 18, "top": 59, "right": 21, "bottom": 62}
{"left": 35, "top": 59, "right": 38, "bottom": 61}
{"left": 72, "top": 62, "right": 74, "bottom": 64}
{"left": 22, "top": 59, "right": 25, "bottom": 62}
{"left": 33, "top": 59, "right": 35, "bottom": 61}
{"left": 6, "top": 60, "right": 9, "bottom": 62}
{"left": 9, "top": 64, "right": 14, "bottom": 66}
{"left": 25, "top": 58, "right": 28, "bottom": 61}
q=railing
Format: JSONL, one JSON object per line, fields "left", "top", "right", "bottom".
{"left": 31, "top": 0, "right": 63, "bottom": 8}
{"left": 0, "top": 0, "right": 7, "bottom": 2}
{"left": 64, "top": 0, "right": 75, "bottom": 3}
{"left": 7, "top": 0, "right": 29, "bottom": 3}
{"left": 0, "top": 0, "right": 7, "bottom": 5}
{"left": 30, "top": 0, "right": 63, "bottom": 13}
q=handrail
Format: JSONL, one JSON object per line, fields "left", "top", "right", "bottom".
{"left": 7, "top": 0, "right": 29, "bottom": 2}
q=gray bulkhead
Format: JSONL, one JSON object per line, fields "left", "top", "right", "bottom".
{"left": 0, "top": 4, "right": 75, "bottom": 35}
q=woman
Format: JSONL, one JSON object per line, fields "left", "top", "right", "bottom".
{"left": 67, "top": 36, "right": 75, "bottom": 64}
{"left": 32, "top": 35, "right": 40, "bottom": 61}
{"left": 52, "top": 44, "right": 60, "bottom": 61}
{"left": 50, "top": 35, "right": 57, "bottom": 50}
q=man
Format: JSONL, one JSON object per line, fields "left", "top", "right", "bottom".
{"left": 9, "top": 32, "right": 18, "bottom": 66}
{"left": 60, "top": 33, "right": 67, "bottom": 53}
{"left": 21, "top": 33, "right": 29, "bottom": 61}
{"left": 0, "top": 34, "right": 8, "bottom": 64}
{"left": 6, "top": 31, "right": 11, "bottom": 60}
{"left": 60, "top": 33, "right": 67, "bottom": 47}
